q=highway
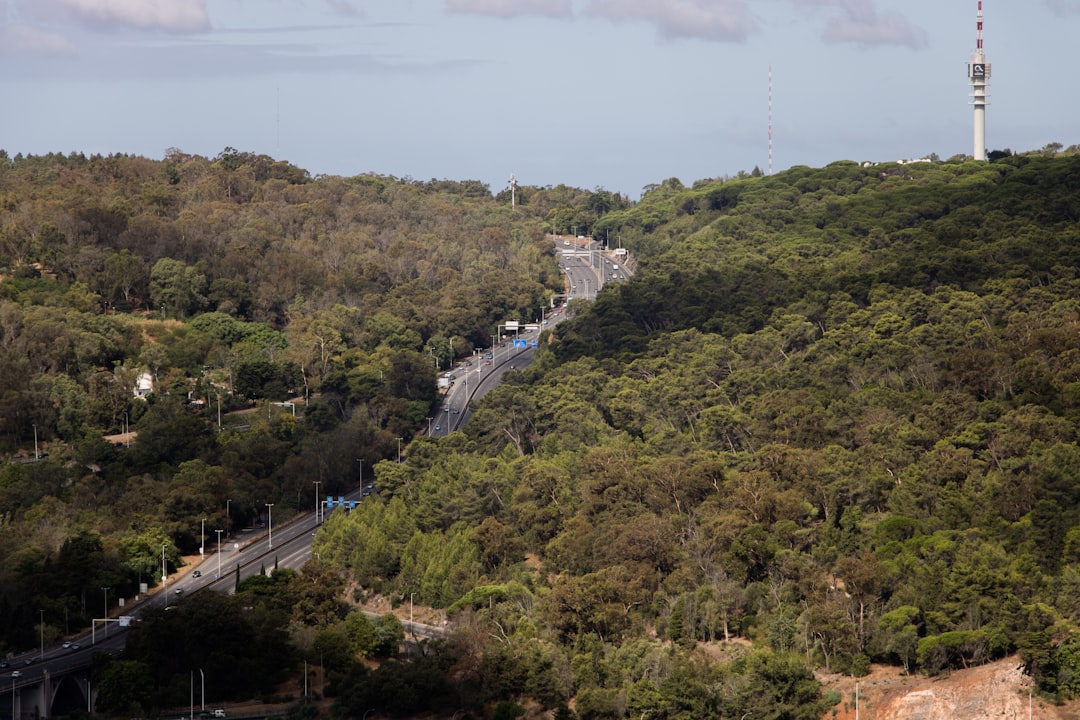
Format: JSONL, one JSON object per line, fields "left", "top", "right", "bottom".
{"left": 428, "top": 234, "right": 632, "bottom": 439}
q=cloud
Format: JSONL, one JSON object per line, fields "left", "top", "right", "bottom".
{"left": 1044, "top": 0, "right": 1080, "bottom": 16}
{"left": 445, "top": 0, "right": 573, "bottom": 19}
{"left": 797, "top": 0, "right": 927, "bottom": 48}
{"left": 324, "top": 0, "right": 363, "bottom": 16}
{"left": 584, "top": 0, "right": 756, "bottom": 42}
{"left": 0, "top": 24, "right": 77, "bottom": 55}
{"left": 35, "top": 0, "right": 211, "bottom": 33}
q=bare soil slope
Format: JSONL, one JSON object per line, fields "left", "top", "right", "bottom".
{"left": 819, "top": 657, "right": 1077, "bottom": 720}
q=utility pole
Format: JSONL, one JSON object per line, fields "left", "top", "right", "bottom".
{"left": 266, "top": 503, "right": 274, "bottom": 550}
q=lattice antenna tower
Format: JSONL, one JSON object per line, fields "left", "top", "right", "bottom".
{"left": 967, "top": 1, "right": 990, "bottom": 160}
{"left": 509, "top": 172, "right": 518, "bottom": 209}
{"left": 768, "top": 64, "right": 773, "bottom": 176}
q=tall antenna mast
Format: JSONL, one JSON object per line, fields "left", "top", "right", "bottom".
{"left": 509, "top": 172, "right": 517, "bottom": 209}
{"left": 967, "top": 1, "right": 990, "bottom": 160}
{"left": 768, "top": 64, "right": 773, "bottom": 176}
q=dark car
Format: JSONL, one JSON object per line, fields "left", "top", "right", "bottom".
{"left": 192, "top": 570, "right": 201, "bottom": 578}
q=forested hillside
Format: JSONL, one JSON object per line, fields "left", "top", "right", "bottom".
{"left": 4, "top": 146, "right": 1080, "bottom": 720}
{"left": 317, "top": 153, "right": 1080, "bottom": 717}
{"left": 0, "top": 148, "right": 621, "bottom": 662}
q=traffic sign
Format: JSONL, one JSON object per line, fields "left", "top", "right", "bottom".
{"left": 513, "top": 339, "right": 527, "bottom": 349}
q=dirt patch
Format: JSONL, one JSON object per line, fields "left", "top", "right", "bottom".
{"left": 817, "top": 656, "right": 1076, "bottom": 720}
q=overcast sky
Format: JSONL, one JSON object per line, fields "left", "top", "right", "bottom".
{"left": 2, "top": 0, "right": 1078, "bottom": 197}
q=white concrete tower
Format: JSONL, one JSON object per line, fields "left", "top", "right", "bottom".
{"left": 968, "top": 0, "right": 991, "bottom": 160}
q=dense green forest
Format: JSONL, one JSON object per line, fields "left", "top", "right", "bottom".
{"left": 4, "top": 146, "right": 1080, "bottom": 719}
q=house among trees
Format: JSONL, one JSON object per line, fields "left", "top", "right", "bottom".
{"left": 134, "top": 371, "right": 153, "bottom": 398}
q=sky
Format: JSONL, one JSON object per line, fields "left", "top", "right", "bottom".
{"left": 1, "top": 0, "right": 1078, "bottom": 198}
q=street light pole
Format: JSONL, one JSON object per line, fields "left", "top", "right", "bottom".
{"left": 215, "top": 529, "right": 223, "bottom": 579}
{"left": 313, "top": 481, "right": 321, "bottom": 523}
{"left": 102, "top": 587, "right": 110, "bottom": 637}
{"left": 39, "top": 609, "right": 44, "bottom": 662}
{"left": 200, "top": 517, "right": 206, "bottom": 556}
{"left": 397, "top": 437, "right": 402, "bottom": 463}
{"left": 162, "top": 543, "right": 169, "bottom": 607}
{"left": 356, "top": 458, "right": 363, "bottom": 486}
{"left": 33, "top": 423, "right": 38, "bottom": 460}
{"left": 266, "top": 503, "right": 274, "bottom": 549}
{"left": 226, "top": 498, "right": 231, "bottom": 537}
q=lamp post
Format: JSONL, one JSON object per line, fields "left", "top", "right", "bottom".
{"left": 200, "top": 517, "right": 206, "bottom": 556}
{"left": 226, "top": 499, "right": 231, "bottom": 537}
{"left": 124, "top": 411, "right": 129, "bottom": 447}
{"left": 266, "top": 503, "right": 274, "bottom": 550}
{"left": 397, "top": 437, "right": 402, "bottom": 463}
{"left": 313, "top": 481, "right": 321, "bottom": 523}
{"left": 200, "top": 668, "right": 205, "bottom": 712}
{"left": 215, "top": 529, "right": 223, "bottom": 579}
{"left": 33, "top": 423, "right": 39, "bottom": 460}
{"left": 39, "top": 609, "right": 44, "bottom": 662}
{"left": 102, "top": 587, "right": 110, "bottom": 637}
{"left": 426, "top": 417, "right": 433, "bottom": 436}
{"left": 162, "top": 543, "right": 169, "bottom": 607}
{"left": 356, "top": 458, "right": 363, "bottom": 486}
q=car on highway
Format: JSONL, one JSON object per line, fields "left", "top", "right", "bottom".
{"left": 175, "top": 587, "right": 184, "bottom": 595}
{"left": 435, "top": 425, "right": 441, "bottom": 431}
{"left": 213, "top": 710, "right": 227, "bottom": 718}
{"left": 10, "top": 670, "right": 21, "bottom": 678}
{"left": 563, "top": 240, "right": 570, "bottom": 245}
{"left": 192, "top": 570, "right": 201, "bottom": 578}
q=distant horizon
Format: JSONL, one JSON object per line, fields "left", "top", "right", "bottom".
{"left": 2, "top": 1, "right": 1078, "bottom": 198}
{"left": 2, "top": 139, "right": 1070, "bottom": 199}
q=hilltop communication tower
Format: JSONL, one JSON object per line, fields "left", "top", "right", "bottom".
{"left": 967, "top": 1, "right": 990, "bottom": 160}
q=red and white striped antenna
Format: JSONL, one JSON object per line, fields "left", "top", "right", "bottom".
{"left": 976, "top": 0, "right": 983, "bottom": 51}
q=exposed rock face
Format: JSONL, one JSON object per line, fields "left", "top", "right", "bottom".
{"left": 820, "top": 658, "right": 1072, "bottom": 720}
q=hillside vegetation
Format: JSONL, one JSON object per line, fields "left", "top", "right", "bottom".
{"left": 3, "top": 147, "right": 1080, "bottom": 719}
